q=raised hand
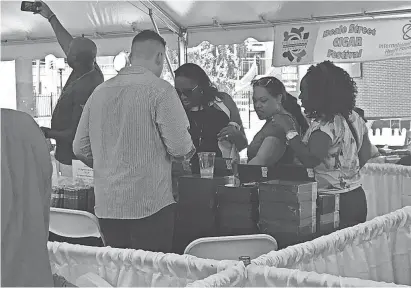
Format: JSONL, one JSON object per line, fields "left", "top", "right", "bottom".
{"left": 33, "top": 1, "right": 54, "bottom": 19}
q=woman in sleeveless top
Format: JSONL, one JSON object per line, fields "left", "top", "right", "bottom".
{"left": 273, "top": 61, "right": 374, "bottom": 229}
{"left": 247, "top": 77, "right": 308, "bottom": 166}
{"left": 174, "top": 63, "right": 247, "bottom": 173}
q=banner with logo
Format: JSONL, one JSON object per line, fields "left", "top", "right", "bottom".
{"left": 273, "top": 18, "right": 411, "bottom": 66}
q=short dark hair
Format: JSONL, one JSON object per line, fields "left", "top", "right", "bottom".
{"left": 132, "top": 30, "right": 166, "bottom": 47}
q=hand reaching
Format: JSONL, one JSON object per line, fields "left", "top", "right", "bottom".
{"left": 272, "top": 113, "right": 297, "bottom": 133}
{"left": 218, "top": 125, "right": 240, "bottom": 142}
{"left": 33, "top": 1, "right": 54, "bottom": 19}
{"left": 40, "top": 126, "right": 51, "bottom": 138}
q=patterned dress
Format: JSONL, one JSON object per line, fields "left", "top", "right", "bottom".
{"left": 302, "top": 111, "right": 367, "bottom": 191}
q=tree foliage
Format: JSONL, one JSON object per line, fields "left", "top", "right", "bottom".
{"left": 162, "top": 42, "right": 248, "bottom": 96}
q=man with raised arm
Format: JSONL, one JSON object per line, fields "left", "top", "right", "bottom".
{"left": 35, "top": 1, "right": 104, "bottom": 172}
{"left": 73, "top": 30, "right": 195, "bottom": 252}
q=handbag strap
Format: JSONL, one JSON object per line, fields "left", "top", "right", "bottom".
{"left": 342, "top": 114, "right": 359, "bottom": 149}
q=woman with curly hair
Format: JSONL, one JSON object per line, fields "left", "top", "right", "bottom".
{"left": 274, "top": 61, "right": 374, "bottom": 229}
{"left": 174, "top": 63, "right": 248, "bottom": 173}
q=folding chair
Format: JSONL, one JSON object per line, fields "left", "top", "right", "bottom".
{"left": 184, "top": 234, "right": 277, "bottom": 260}
{"left": 49, "top": 208, "right": 105, "bottom": 245}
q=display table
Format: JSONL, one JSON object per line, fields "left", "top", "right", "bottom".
{"left": 51, "top": 177, "right": 95, "bottom": 214}
{"left": 251, "top": 206, "right": 411, "bottom": 286}
{"left": 361, "top": 163, "right": 411, "bottom": 220}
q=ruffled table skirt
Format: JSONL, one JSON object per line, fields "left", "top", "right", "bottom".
{"left": 250, "top": 206, "right": 411, "bottom": 286}
{"left": 48, "top": 242, "right": 243, "bottom": 287}
{"left": 362, "top": 163, "right": 411, "bottom": 220}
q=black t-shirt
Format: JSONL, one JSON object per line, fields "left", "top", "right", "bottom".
{"left": 187, "top": 105, "right": 230, "bottom": 174}
{"left": 51, "top": 63, "right": 104, "bottom": 165}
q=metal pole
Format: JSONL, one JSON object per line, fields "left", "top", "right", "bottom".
{"left": 149, "top": 9, "right": 175, "bottom": 80}
{"left": 178, "top": 29, "right": 188, "bottom": 66}
{"left": 248, "top": 91, "right": 251, "bottom": 129}
{"left": 35, "top": 60, "right": 40, "bottom": 95}
{"left": 59, "top": 69, "right": 63, "bottom": 92}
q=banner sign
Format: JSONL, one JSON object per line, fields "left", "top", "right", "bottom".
{"left": 273, "top": 18, "right": 411, "bottom": 66}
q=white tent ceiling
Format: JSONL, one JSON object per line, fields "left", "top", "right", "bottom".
{"left": 2, "top": 1, "right": 411, "bottom": 60}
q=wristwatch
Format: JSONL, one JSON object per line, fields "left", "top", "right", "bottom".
{"left": 286, "top": 130, "right": 299, "bottom": 141}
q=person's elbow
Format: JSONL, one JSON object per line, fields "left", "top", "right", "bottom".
{"left": 237, "top": 134, "right": 248, "bottom": 151}
{"left": 72, "top": 134, "right": 83, "bottom": 157}
{"left": 168, "top": 141, "right": 195, "bottom": 159}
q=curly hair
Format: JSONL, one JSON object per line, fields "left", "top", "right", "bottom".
{"left": 302, "top": 61, "right": 357, "bottom": 120}
{"left": 174, "top": 63, "right": 223, "bottom": 107}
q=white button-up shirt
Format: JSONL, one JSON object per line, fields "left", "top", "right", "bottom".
{"left": 73, "top": 65, "right": 194, "bottom": 219}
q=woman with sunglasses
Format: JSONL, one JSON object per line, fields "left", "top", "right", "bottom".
{"left": 247, "top": 77, "right": 308, "bottom": 166}
{"left": 272, "top": 61, "right": 374, "bottom": 229}
{"left": 174, "top": 63, "right": 248, "bottom": 173}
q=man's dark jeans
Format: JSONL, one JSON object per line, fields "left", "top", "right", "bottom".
{"left": 98, "top": 204, "right": 176, "bottom": 253}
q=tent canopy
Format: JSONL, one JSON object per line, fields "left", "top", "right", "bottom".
{"left": 2, "top": 1, "right": 411, "bottom": 60}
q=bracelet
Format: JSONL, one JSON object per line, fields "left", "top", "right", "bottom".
{"left": 228, "top": 122, "right": 241, "bottom": 130}
{"left": 48, "top": 14, "right": 56, "bottom": 22}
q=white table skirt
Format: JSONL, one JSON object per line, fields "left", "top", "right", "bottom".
{"left": 251, "top": 206, "right": 411, "bottom": 286}
{"left": 361, "top": 163, "right": 411, "bottom": 220}
{"left": 48, "top": 242, "right": 241, "bottom": 287}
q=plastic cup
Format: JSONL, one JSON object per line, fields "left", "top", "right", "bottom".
{"left": 198, "top": 152, "right": 216, "bottom": 178}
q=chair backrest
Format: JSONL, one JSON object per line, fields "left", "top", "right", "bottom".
{"left": 49, "top": 208, "right": 105, "bottom": 244}
{"left": 184, "top": 234, "right": 277, "bottom": 260}
{"left": 76, "top": 273, "right": 112, "bottom": 287}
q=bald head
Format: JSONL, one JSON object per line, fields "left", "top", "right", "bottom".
{"left": 67, "top": 37, "right": 97, "bottom": 69}
{"left": 129, "top": 30, "right": 166, "bottom": 77}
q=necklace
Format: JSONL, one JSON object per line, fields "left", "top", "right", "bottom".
{"left": 64, "top": 68, "right": 95, "bottom": 91}
{"left": 55, "top": 68, "right": 95, "bottom": 107}
{"left": 190, "top": 111, "right": 204, "bottom": 148}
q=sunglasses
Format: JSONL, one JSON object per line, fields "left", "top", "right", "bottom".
{"left": 251, "top": 78, "right": 273, "bottom": 87}
{"left": 176, "top": 85, "right": 199, "bottom": 97}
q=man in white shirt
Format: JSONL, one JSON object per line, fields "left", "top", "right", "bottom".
{"left": 73, "top": 30, "right": 195, "bottom": 252}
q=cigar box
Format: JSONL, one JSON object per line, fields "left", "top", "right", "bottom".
{"left": 217, "top": 185, "right": 258, "bottom": 204}
{"left": 319, "top": 211, "right": 340, "bottom": 233}
{"left": 217, "top": 185, "right": 259, "bottom": 236}
{"left": 317, "top": 193, "right": 340, "bottom": 215}
{"left": 258, "top": 216, "right": 316, "bottom": 235}
{"left": 237, "top": 164, "right": 271, "bottom": 184}
{"left": 177, "top": 175, "right": 231, "bottom": 206}
{"left": 259, "top": 180, "right": 318, "bottom": 204}
{"left": 269, "top": 164, "right": 315, "bottom": 181}
{"left": 259, "top": 201, "right": 316, "bottom": 222}
{"left": 217, "top": 203, "right": 259, "bottom": 236}
{"left": 237, "top": 164, "right": 314, "bottom": 184}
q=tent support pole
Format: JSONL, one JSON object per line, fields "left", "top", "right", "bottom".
{"left": 149, "top": 9, "right": 175, "bottom": 80}
{"left": 139, "top": 0, "right": 182, "bottom": 36}
{"left": 178, "top": 29, "right": 188, "bottom": 66}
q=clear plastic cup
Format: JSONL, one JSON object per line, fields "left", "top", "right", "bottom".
{"left": 198, "top": 152, "right": 216, "bottom": 178}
